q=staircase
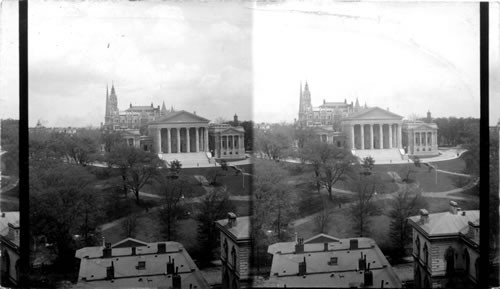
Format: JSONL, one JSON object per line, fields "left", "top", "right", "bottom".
{"left": 354, "top": 149, "right": 403, "bottom": 163}
{"left": 159, "top": 152, "right": 210, "bottom": 167}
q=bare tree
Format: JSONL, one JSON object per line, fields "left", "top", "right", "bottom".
{"left": 123, "top": 213, "right": 139, "bottom": 238}
{"left": 314, "top": 204, "right": 332, "bottom": 234}
{"left": 349, "top": 174, "right": 383, "bottom": 237}
{"left": 157, "top": 178, "right": 191, "bottom": 240}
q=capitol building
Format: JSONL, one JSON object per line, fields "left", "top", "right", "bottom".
{"left": 297, "top": 82, "right": 439, "bottom": 162}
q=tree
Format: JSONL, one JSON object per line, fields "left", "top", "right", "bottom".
{"left": 220, "top": 159, "right": 228, "bottom": 172}
{"left": 196, "top": 187, "right": 235, "bottom": 267}
{"left": 63, "top": 134, "right": 99, "bottom": 166}
{"left": 314, "top": 201, "right": 332, "bottom": 234}
{"left": 388, "top": 186, "right": 427, "bottom": 263}
{"left": 106, "top": 144, "right": 164, "bottom": 203}
{"left": 254, "top": 124, "right": 294, "bottom": 160}
{"left": 401, "top": 156, "right": 421, "bottom": 183}
{"left": 167, "top": 159, "right": 182, "bottom": 178}
{"left": 157, "top": 178, "right": 191, "bottom": 240}
{"left": 349, "top": 173, "right": 383, "bottom": 237}
{"left": 361, "top": 156, "right": 375, "bottom": 175}
{"left": 123, "top": 213, "right": 139, "bottom": 238}
{"left": 101, "top": 131, "right": 124, "bottom": 152}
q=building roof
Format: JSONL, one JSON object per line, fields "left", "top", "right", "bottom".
{"left": 408, "top": 209, "right": 479, "bottom": 237}
{"left": 0, "top": 212, "right": 19, "bottom": 237}
{"left": 149, "top": 110, "right": 210, "bottom": 125}
{"left": 402, "top": 121, "right": 438, "bottom": 130}
{"left": 259, "top": 235, "right": 401, "bottom": 288}
{"left": 74, "top": 239, "right": 209, "bottom": 288}
{"left": 345, "top": 107, "right": 403, "bottom": 121}
{"left": 215, "top": 215, "right": 251, "bottom": 241}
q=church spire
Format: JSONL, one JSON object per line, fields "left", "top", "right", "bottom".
{"left": 355, "top": 97, "right": 360, "bottom": 112}
{"left": 161, "top": 101, "right": 167, "bottom": 115}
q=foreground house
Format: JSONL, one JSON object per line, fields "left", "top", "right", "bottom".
{"left": 408, "top": 201, "right": 479, "bottom": 288}
{"left": 0, "top": 212, "right": 20, "bottom": 286}
{"left": 74, "top": 237, "right": 209, "bottom": 288}
{"left": 254, "top": 233, "right": 402, "bottom": 288}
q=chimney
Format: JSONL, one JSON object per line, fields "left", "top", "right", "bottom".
{"left": 324, "top": 242, "right": 328, "bottom": 251}
{"left": 358, "top": 252, "right": 366, "bottom": 271}
{"left": 106, "top": 261, "right": 115, "bottom": 280}
{"left": 1, "top": 213, "right": 5, "bottom": 217}
{"left": 298, "top": 257, "right": 306, "bottom": 275}
{"left": 158, "top": 243, "right": 166, "bottom": 254}
{"left": 350, "top": 239, "right": 358, "bottom": 250}
{"left": 364, "top": 263, "right": 373, "bottom": 286}
{"left": 131, "top": 246, "right": 136, "bottom": 256}
{"left": 449, "top": 201, "right": 458, "bottom": 215}
{"left": 227, "top": 212, "right": 237, "bottom": 228}
{"left": 172, "top": 267, "right": 181, "bottom": 289}
{"left": 419, "top": 209, "right": 429, "bottom": 224}
{"left": 295, "top": 238, "right": 304, "bottom": 254}
{"left": 167, "top": 256, "right": 175, "bottom": 274}
{"left": 103, "top": 242, "right": 112, "bottom": 258}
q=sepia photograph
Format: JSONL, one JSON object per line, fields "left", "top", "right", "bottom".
{"left": 0, "top": 0, "right": 498, "bottom": 288}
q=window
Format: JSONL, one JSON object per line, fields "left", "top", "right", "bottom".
{"left": 464, "top": 248, "right": 470, "bottom": 276}
{"left": 136, "top": 261, "right": 146, "bottom": 270}
{"left": 328, "top": 257, "right": 338, "bottom": 265}
{"left": 223, "top": 239, "right": 228, "bottom": 259}
{"left": 415, "top": 236, "right": 420, "bottom": 259}
{"left": 423, "top": 243, "right": 428, "bottom": 266}
{"left": 231, "top": 246, "right": 237, "bottom": 268}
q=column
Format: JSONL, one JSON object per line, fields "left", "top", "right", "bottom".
{"left": 379, "top": 124, "right": 383, "bottom": 149}
{"left": 167, "top": 128, "right": 171, "bottom": 153}
{"left": 232, "top": 135, "right": 236, "bottom": 154}
{"left": 205, "top": 127, "right": 209, "bottom": 152}
{"left": 370, "top": 124, "right": 374, "bottom": 149}
{"left": 186, "top": 127, "right": 191, "bottom": 153}
{"left": 398, "top": 124, "right": 402, "bottom": 149}
{"left": 195, "top": 127, "right": 199, "bottom": 153}
{"left": 178, "top": 128, "right": 183, "bottom": 153}
{"left": 155, "top": 128, "right": 161, "bottom": 153}
{"left": 360, "top": 124, "right": 365, "bottom": 150}
{"left": 351, "top": 125, "right": 355, "bottom": 150}
{"left": 388, "top": 124, "right": 393, "bottom": 149}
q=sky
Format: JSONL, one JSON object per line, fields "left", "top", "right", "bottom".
{"left": 252, "top": 1, "right": 494, "bottom": 124}
{"left": 2, "top": 0, "right": 253, "bottom": 127}
{"left": 0, "top": 1, "right": 499, "bottom": 126}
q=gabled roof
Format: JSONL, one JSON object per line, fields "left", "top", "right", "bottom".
{"left": 111, "top": 237, "right": 148, "bottom": 248}
{"left": 403, "top": 121, "right": 438, "bottom": 130}
{"left": 215, "top": 216, "right": 251, "bottom": 241}
{"left": 219, "top": 127, "right": 245, "bottom": 134}
{"left": 0, "top": 212, "right": 19, "bottom": 237}
{"left": 345, "top": 107, "right": 403, "bottom": 121}
{"left": 408, "top": 210, "right": 479, "bottom": 236}
{"left": 304, "top": 233, "right": 340, "bottom": 244}
{"left": 149, "top": 110, "right": 209, "bottom": 124}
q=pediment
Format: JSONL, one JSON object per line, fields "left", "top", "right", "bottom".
{"left": 413, "top": 124, "right": 437, "bottom": 130}
{"left": 347, "top": 107, "right": 403, "bottom": 121}
{"left": 220, "top": 127, "right": 244, "bottom": 135}
{"left": 112, "top": 238, "right": 148, "bottom": 248}
{"left": 153, "top": 110, "right": 210, "bottom": 124}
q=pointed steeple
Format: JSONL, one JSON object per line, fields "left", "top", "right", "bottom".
{"left": 171, "top": 105, "right": 174, "bottom": 112}
{"left": 355, "top": 98, "right": 360, "bottom": 109}
{"left": 161, "top": 101, "right": 167, "bottom": 115}
{"left": 105, "top": 84, "right": 109, "bottom": 117}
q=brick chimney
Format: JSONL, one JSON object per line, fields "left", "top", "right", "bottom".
{"left": 158, "top": 243, "right": 166, "bottom": 254}
{"left": 103, "top": 242, "right": 112, "bottom": 258}
{"left": 364, "top": 263, "right": 373, "bottom": 286}
{"left": 106, "top": 261, "right": 115, "bottom": 280}
{"left": 358, "top": 252, "right": 366, "bottom": 271}
{"left": 349, "top": 239, "right": 358, "bottom": 250}
{"left": 298, "top": 257, "right": 306, "bottom": 275}
{"left": 227, "top": 212, "right": 237, "bottom": 228}
{"left": 172, "top": 266, "right": 181, "bottom": 289}
{"left": 295, "top": 238, "right": 304, "bottom": 254}
{"left": 167, "top": 256, "right": 175, "bottom": 274}
{"left": 419, "top": 209, "right": 429, "bottom": 224}
{"left": 449, "top": 201, "right": 458, "bottom": 215}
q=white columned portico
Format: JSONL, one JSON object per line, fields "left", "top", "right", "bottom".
{"left": 388, "top": 123, "right": 393, "bottom": 149}
{"left": 167, "top": 128, "right": 171, "bottom": 153}
{"left": 379, "top": 124, "right": 383, "bottom": 149}
{"left": 360, "top": 124, "right": 365, "bottom": 150}
{"left": 176, "top": 128, "right": 181, "bottom": 153}
{"left": 186, "top": 127, "right": 191, "bottom": 153}
{"left": 370, "top": 124, "right": 374, "bottom": 149}
{"left": 195, "top": 127, "right": 199, "bottom": 152}
{"left": 205, "top": 128, "right": 209, "bottom": 152}
{"left": 398, "top": 124, "right": 402, "bottom": 148}
{"left": 155, "top": 127, "right": 161, "bottom": 153}
{"left": 351, "top": 125, "right": 355, "bottom": 150}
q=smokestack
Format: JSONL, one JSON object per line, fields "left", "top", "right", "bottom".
{"left": 172, "top": 267, "right": 181, "bottom": 289}
{"left": 449, "top": 201, "right": 458, "bottom": 215}
{"left": 419, "top": 209, "right": 429, "bottom": 224}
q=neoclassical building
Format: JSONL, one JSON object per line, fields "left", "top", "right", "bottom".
{"left": 297, "top": 82, "right": 439, "bottom": 161}
{"left": 102, "top": 85, "right": 245, "bottom": 164}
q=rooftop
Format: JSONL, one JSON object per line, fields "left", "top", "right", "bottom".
{"left": 257, "top": 235, "right": 401, "bottom": 288}
{"left": 215, "top": 215, "right": 251, "bottom": 241}
{"left": 408, "top": 209, "right": 479, "bottom": 237}
{"left": 74, "top": 238, "right": 209, "bottom": 288}
{"left": 0, "top": 212, "right": 19, "bottom": 237}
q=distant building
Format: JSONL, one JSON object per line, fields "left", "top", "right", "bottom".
{"left": 215, "top": 213, "right": 252, "bottom": 289}
{"left": 101, "top": 84, "right": 245, "bottom": 164}
{"left": 296, "top": 81, "right": 439, "bottom": 161}
{"left": 0, "top": 212, "right": 20, "bottom": 286}
{"left": 74, "top": 237, "right": 209, "bottom": 288}
{"left": 408, "top": 201, "right": 479, "bottom": 288}
{"left": 254, "top": 233, "right": 402, "bottom": 288}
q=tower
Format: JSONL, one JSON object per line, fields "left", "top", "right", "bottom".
{"left": 161, "top": 101, "right": 167, "bottom": 115}
{"left": 426, "top": 110, "right": 432, "bottom": 123}
{"left": 104, "top": 83, "right": 119, "bottom": 129}
{"left": 354, "top": 97, "right": 360, "bottom": 112}
{"left": 298, "top": 81, "right": 312, "bottom": 124}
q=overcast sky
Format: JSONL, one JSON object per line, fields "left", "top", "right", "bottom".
{"left": 253, "top": 1, "right": 488, "bottom": 123}
{"left": 0, "top": 1, "right": 499, "bottom": 126}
